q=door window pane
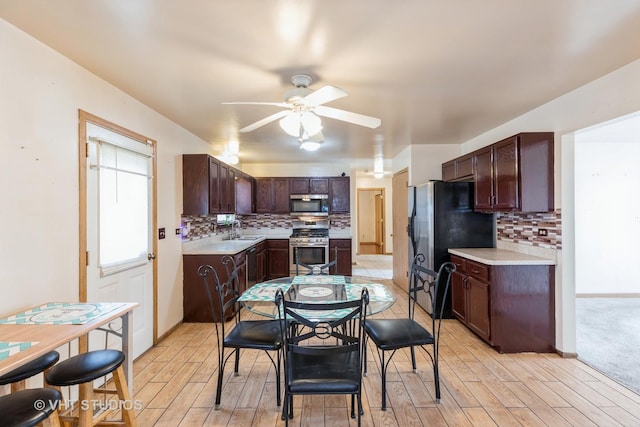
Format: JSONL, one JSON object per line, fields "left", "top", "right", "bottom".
{"left": 98, "top": 142, "right": 151, "bottom": 273}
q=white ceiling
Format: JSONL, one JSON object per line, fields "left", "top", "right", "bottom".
{"left": 2, "top": 0, "right": 640, "bottom": 169}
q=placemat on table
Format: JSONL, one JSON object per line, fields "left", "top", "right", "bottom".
{"left": 0, "top": 302, "right": 127, "bottom": 325}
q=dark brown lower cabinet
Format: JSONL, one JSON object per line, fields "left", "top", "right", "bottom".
{"left": 329, "top": 239, "right": 352, "bottom": 276}
{"left": 183, "top": 251, "right": 246, "bottom": 322}
{"left": 266, "top": 239, "right": 289, "bottom": 279}
{"left": 450, "top": 254, "right": 555, "bottom": 353}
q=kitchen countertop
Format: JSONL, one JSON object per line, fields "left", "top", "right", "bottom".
{"left": 448, "top": 248, "right": 556, "bottom": 266}
{"left": 182, "top": 236, "right": 268, "bottom": 255}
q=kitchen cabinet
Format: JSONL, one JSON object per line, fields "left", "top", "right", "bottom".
{"left": 449, "top": 253, "right": 555, "bottom": 353}
{"left": 329, "top": 177, "right": 350, "bottom": 213}
{"left": 473, "top": 132, "right": 554, "bottom": 212}
{"left": 256, "top": 178, "right": 290, "bottom": 213}
{"left": 256, "top": 240, "right": 267, "bottom": 283}
{"left": 182, "top": 154, "right": 237, "bottom": 215}
{"left": 289, "top": 177, "right": 329, "bottom": 194}
{"left": 450, "top": 256, "right": 490, "bottom": 341}
{"left": 329, "top": 239, "right": 352, "bottom": 276}
{"left": 442, "top": 153, "right": 474, "bottom": 182}
{"left": 266, "top": 239, "right": 289, "bottom": 279}
{"left": 235, "top": 172, "right": 254, "bottom": 215}
{"left": 183, "top": 251, "right": 247, "bottom": 322}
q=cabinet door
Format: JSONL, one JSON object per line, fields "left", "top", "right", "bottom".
{"left": 450, "top": 270, "right": 467, "bottom": 321}
{"left": 219, "top": 163, "right": 229, "bottom": 213}
{"left": 267, "top": 239, "right": 290, "bottom": 279}
{"left": 329, "top": 239, "right": 352, "bottom": 276}
{"left": 493, "top": 136, "right": 519, "bottom": 210}
{"left": 309, "top": 178, "right": 329, "bottom": 194}
{"left": 289, "top": 178, "right": 309, "bottom": 194}
{"left": 473, "top": 147, "right": 493, "bottom": 210}
{"left": 329, "top": 177, "right": 350, "bottom": 213}
{"left": 182, "top": 154, "right": 209, "bottom": 215}
{"left": 442, "top": 160, "right": 455, "bottom": 182}
{"left": 466, "top": 276, "right": 491, "bottom": 341}
{"left": 227, "top": 168, "right": 236, "bottom": 213}
{"left": 273, "top": 178, "right": 290, "bottom": 213}
{"left": 235, "top": 174, "right": 253, "bottom": 215}
{"left": 255, "top": 178, "right": 273, "bottom": 213}
{"left": 208, "top": 157, "right": 221, "bottom": 213}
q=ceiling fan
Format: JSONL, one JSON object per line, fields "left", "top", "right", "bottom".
{"left": 224, "top": 74, "right": 381, "bottom": 139}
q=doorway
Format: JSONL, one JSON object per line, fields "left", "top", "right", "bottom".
{"left": 357, "top": 188, "right": 385, "bottom": 254}
{"left": 79, "top": 110, "right": 157, "bottom": 359}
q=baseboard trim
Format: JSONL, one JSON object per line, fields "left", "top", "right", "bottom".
{"left": 576, "top": 293, "right": 640, "bottom": 298}
{"left": 556, "top": 349, "right": 578, "bottom": 358}
{"left": 157, "top": 321, "right": 183, "bottom": 343}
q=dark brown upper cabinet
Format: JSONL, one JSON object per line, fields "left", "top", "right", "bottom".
{"left": 235, "top": 172, "right": 254, "bottom": 215}
{"left": 442, "top": 153, "right": 474, "bottom": 182}
{"left": 182, "top": 154, "right": 238, "bottom": 215}
{"left": 473, "top": 132, "right": 553, "bottom": 212}
{"left": 289, "top": 177, "right": 329, "bottom": 194}
{"left": 255, "top": 178, "right": 290, "bottom": 213}
{"left": 329, "top": 177, "right": 350, "bottom": 213}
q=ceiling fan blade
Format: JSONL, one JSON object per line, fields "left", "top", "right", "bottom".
{"left": 239, "top": 110, "right": 290, "bottom": 132}
{"left": 314, "top": 106, "right": 381, "bottom": 128}
{"left": 303, "top": 85, "right": 347, "bottom": 106}
{"left": 223, "top": 101, "right": 290, "bottom": 108}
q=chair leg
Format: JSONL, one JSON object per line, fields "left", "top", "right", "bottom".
{"left": 410, "top": 346, "right": 417, "bottom": 373}
{"left": 350, "top": 394, "right": 355, "bottom": 418}
{"left": 42, "top": 407, "right": 62, "bottom": 427}
{"left": 433, "top": 361, "right": 441, "bottom": 403}
{"left": 380, "top": 351, "right": 388, "bottom": 410}
{"left": 275, "top": 351, "right": 282, "bottom": 407}
{"left": 214, "top": 360, "right": 225, "bottom": 410}
{"left": 233, "top": 349, "right": 240, "bottom": 376}
{"left": 363, "top": 336, "right": 368, "bottom": 376}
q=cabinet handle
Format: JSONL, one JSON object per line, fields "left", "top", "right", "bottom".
{"left": 471, "top": 269, "right": 480, "bottom": 274}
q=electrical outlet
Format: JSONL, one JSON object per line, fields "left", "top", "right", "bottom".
{"left": 538, "top": 228, "right": 548, "bottom": 236}
{"left": 159, "top": 227, "right": 166, "bottom": 239}
{"left": 175, "top": 228, "right": 181, "bottom": 235}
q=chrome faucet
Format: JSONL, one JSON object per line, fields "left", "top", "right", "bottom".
{"left": 226, "top": 219, "right": 241, "bottom": 240}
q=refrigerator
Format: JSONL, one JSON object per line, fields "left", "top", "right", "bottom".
{"left": 409, "top": 181, "right": 496, "bottom": 318}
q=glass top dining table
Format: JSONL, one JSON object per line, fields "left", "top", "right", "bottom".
{"left": 238, "top": 275, "right": 395, "bottom": 319}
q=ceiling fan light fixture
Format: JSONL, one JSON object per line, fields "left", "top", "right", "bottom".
{"left": 300, "top": 111, "right": 322, "bottom": 136}
{"left": 279, "top": 113, "right": 301, "bottom": 137}
{"left": 300, "top": 140, "right": 322, "bottom": 151}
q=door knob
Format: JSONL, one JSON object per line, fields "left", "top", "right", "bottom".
{"left": 147, "top": 253, "right": 156, "bottom": 260}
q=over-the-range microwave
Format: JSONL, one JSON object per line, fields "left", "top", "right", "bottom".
{"left": 290, "top": 194, "right": 329, "bottom": 216}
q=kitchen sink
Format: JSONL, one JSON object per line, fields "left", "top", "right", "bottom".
{"left": 235, "top": 236, "right": 263, "bottom": 241}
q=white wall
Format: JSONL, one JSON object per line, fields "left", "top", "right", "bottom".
{"left": 574, "top": 114, "right": 640, "bottom": 294}
{"left": 0, "top": 19, "right": 210, "bottom": 337}
{"left": 408, "top": 144, "right": 461, "bottom": 186}
{"left": 457, "top": 58, "right": 640, "bottom": 353}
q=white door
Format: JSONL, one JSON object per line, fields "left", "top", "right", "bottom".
{"left": 84, "top": 120, "right": 155, "bottom": 359}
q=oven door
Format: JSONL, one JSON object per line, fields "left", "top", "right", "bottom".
{"left": 289, "top": 244, "right": 329, "bottom": 274}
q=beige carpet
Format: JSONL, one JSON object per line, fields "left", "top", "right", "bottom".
{"left": 576, "top": 297, "right": 640, "bottom": 394}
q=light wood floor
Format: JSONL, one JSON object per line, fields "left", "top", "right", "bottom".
{"left": 131, "top": 277, "right": 640, "bottom": 426}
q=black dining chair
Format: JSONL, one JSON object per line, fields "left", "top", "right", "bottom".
{"left": 275, "top": 287, "right": 369, "bottom": 426}
{"left": 363, "top": 253, "right": 455, "bottom": 410}
{"left": 294, "top": 247, "right": 338, "bottom": 275}
{"left": 198, "top": 255, "right": 282, "bottom": 410}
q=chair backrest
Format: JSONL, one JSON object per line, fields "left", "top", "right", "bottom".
{"left": 407, "top": 253, "right": 456, "bottom": 333}
{"left": 274, "top": 287, "right": 369, "bottom": 367}
{"left": 294, "top": 246, "right": 338, "bottom": 275}
{"left": 198, "top": 255, "right": 242, "bottom": 337}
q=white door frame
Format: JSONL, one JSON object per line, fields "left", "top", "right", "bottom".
{"left": 78, "top": 110, "right": 158, "bottom": 350}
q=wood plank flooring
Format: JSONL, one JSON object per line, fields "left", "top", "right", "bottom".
{"left": 131, "top": 277, "right": 640, "bottom": 426}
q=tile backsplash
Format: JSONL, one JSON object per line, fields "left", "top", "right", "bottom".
{"left": 181, "top": 213, "right": 351, "bottom": 241}
{"left": 496, "top": 209, "right": 561, "bottom": 250}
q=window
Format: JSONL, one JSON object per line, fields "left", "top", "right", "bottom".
{"left": 97, "top": 141, "right": 152, "bottom": 275}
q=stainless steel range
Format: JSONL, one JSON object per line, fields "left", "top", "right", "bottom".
{"left": 289, "top": 218, "right": 330, "bottom": 274}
